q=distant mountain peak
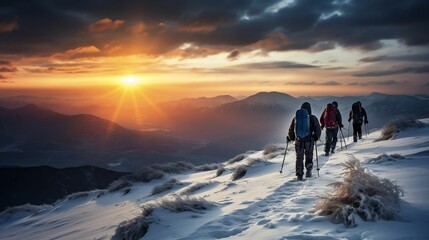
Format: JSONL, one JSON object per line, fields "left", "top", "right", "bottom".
{"left": 368, "top": 92, "right": 389, "bottom": 97}
{"left": 243, "top": 91, "right": 296, "bottom": 104}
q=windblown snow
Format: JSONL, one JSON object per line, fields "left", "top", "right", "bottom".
{"left": 1, "top": 119, "right": 429, "bottom": 240}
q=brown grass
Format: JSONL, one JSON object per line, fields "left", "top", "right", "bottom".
{"left": 315, "top": 157, "right": 404, "bottom": 227}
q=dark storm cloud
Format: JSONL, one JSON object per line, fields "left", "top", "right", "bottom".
{"left": 318, "top": 81, "right": 342, "bottom": 86}
{"left": 388, "top": 53, "right": 429, "bottom": 62}
{"left": 353, "top": 65, "right": 429, "bottom": 77}
{"left": 359, "top": 56, "right": 387, "bottom": 62}
{"left": 0, "top": 59, "right": 11, "bottom": 65}
{"left": 0, "top": 0, "right": 428, "bottom": 56}
{"left": 284, "top": 80, "right": 342, "bottom": 86}
{"left": 235, "top": 61, "right": 317, "bottom": 69}
{"left": 360, "top": 53, "right": 429, "bottom": 63}
{"left": 348, "top": 80, "right": 401, "bottom": 86}
{"left": 227, "top": 50, "right": 240, "bottom": 60}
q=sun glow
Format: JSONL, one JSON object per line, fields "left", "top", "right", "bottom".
{"left": 121, "top": 76, "right": 139, "bottom": 87}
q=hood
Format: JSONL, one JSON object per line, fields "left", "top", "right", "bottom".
{"left": 332, "top": 101, "right": 338, "bottom": 108}
{"left": 301, "top": 102, "right": 312, "bottom": 115}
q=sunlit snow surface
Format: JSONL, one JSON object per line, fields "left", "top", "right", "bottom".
{"left": 1, "top": 120, "right": 428, "bottom": 240}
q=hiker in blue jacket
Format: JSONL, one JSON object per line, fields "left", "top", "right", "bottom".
{"left": 287, "top": 102, "right": 322, "bottom": 180}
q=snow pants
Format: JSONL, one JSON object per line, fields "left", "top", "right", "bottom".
{"left": 324, "top": 127, "right": 338, "bottom": 153}
{"left": 295, "top": 140, "right": 314, "bottom": 177}
{"left": 352, "top": 122, "right": 363, "bottom": 141}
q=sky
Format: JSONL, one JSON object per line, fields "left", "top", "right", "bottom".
{"left": 1, "top": 0, "right": 429, "bottom": 99}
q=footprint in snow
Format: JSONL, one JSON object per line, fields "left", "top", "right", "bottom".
{"left": 180, "top": 179, "right": 311, "bottom": 239}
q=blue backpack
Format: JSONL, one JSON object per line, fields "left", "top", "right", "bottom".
{"left": 295, "top": 109, "right": 310, "bottom": 140}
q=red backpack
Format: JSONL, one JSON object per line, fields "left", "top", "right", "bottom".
{"left": 323, "top": 103, "right": 337, "bottom": 127}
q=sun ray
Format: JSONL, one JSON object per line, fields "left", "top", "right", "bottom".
{"left": 102, "top": 89, "right": 127, "bottom": 146}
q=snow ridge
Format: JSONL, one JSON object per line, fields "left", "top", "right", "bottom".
{"left": 0, "top": 120, "right": 429, "bottom": 240}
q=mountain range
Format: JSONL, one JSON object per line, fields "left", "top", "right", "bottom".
{"left": 1, "top": 92, "right": 429, "bottom": 172}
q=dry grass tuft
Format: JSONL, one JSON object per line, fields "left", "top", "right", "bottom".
{"left": 227, "top": 154, "right": 247, "bottom": 165}
{"left": 377, "top": 118, "right": 426, "bottom": 141}
{"left": 315, "top": 157, "right": 404, "bottom": 227}
{"left": 231, "top": 165, "right": 247, "bottom": 181}
{"left": 112, "top": 196, "right": 213, "bottom": 240}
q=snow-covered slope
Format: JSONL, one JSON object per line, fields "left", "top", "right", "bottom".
{"left": 1, "top": 120, "right": 429, "bottom": 240}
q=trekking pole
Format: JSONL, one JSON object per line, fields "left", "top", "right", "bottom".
{"left": 348, "top": 122, "right": 351, "bottom": 141}
{"left": 314, "top": 140, "right": 320, "bottom": 177}
{"left": 365, "top": 124, "right": 369, "bottom": 137}
{"left": 340, "top": 128, "right": 347, "bottom": 149}
{"left": 279, "top": 139, "right": 289, "bottom": 174}
{"left": 339, "top": 129, "right": 343, "bottom": 150}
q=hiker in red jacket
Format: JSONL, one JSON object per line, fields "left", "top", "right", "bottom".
{"left": 320, "top": 101, "right": 343, "bottom": 156}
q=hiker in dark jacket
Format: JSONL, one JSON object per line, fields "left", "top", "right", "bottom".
{"left": 320, "top": 101, "right": 343, "bottom": 156}
{"left": 331, "top": 101, "right": 343, "bottom": 152}
{"left": 348, "top": 101, "right": 368, "bottom": 142}
{"left": 287, "top": 102, "right": 322, "bottom": 180}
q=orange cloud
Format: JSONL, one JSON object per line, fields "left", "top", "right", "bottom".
{"left": 0, "top": 21, "right": 19, "bottom": 33}
{"left": 89, "top": 18, "right": 124, "bottom": 32}
{"left": 59, "top": 45, "right": 101, "bottom": 58}
{"left": 251, "top": 32, "right": 290, "bottom": 52}
{"left": 129, "top": 22, "right": 145, "bottom": 35}
{"left": 178, "top": 24, "right": 216, "bottom": 33}
{"left": 66, "top": 46, "right": 101, "bottom": 57}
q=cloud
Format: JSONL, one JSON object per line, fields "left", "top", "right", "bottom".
{"left": 388, "top": 53, "right": 429, "bottom": 62}
{"left": 348, "top": 80, "right": 401, "bottom": 86}
{"left": 59, "top": 46, "right": 101, "bottom": 59}
{"left": 359, "top": 55, "right": 387, "bottom": 62}
{"left": 178, "top": 9, "right": 237, "bottom": 32}
{"left": 89, "top": 18, "right": 124, "bottom": 32}
{"left": 0, "top": 66, "right": 17, "bottom": 72}
{"left": 0, "top": 0, "right": 428, "bottom": 57}
{"left": 234, "top": 61, "right": 317, "bottom": 69}
{"left": 353, "top": 65, "right": 429, "bottom": 77}
{"left": 227, "top": 50, "right": 240, "bottom": 61}
{"left": 0, "top": 74, "right": 14, "bottom": 83}
{"left": 0, "top": 59, "right": 11, "bottom": 65}
{"left": 284, "top": 81, "right": 316, "bottom": 85}
{"left": 129, "top": 22, "right": 145, "bottom": 35}
{"left": 284, "top": 80, "right": 342, "bottom": 86}
{"left": 0, "top": 21, "right": 19, "bottom": 32}
{"left": 318, "top": 81, "right": 342, "bottom": 86}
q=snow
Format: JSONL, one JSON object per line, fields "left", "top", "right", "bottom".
{"left": 1, "top": 120, "right": 429, "bottom": 240}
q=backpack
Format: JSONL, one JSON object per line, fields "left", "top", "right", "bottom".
{"left": 323, "top": 103, "right": 337, "bottom": 127}
{"left": 352, "top": 102, "right": 363, "bottom": 124}
{"left": 295, "top": 109, "right": 310, "bottom": 140}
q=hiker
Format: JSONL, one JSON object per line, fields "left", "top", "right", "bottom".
{"left": 348, "top": 101, "right": 368, "bottom": 142}
{"left": 287, "top": 102, "right": 321, "bottom": 181}
{"left": 320, "top": 101, "right": 343, "bottom": 156}
{"left": 332, "top": 101, "right": 344, "bottom": 152}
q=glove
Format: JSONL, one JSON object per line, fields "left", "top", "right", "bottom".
{"left": 312, "top": 135, "right": 319, "bottom": 141}
{"left": 321, "top": 125, "right": 324, "bottom": 130}
{"left": 348, "top": 118, "right": 351, "bottom": 122}
{"left": 340, "top": 124, "right": 344, "bottom": 128}
{"left": 364, "top": 120, "right": 369, "bottom": 124}
{"left": 286, "top": 136, "right": 292, "bottom": 142}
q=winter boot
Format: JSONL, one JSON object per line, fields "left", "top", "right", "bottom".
{"left": 297, "top": 174, "right": 303, "bottom": 181}
{"left": 324, "top": 152, "right": 329, "bottom": 156}
{"left": 306, "top": 171, "right": 312, "bottom": 178}
{"left": 353, "top": 135, "right": 357, "bottom": 142}
{"left": 359, "top": 133, "right": 362, "bottom": 140}
{"left": 331, "top": 148, "right": 335, "bottom": 154}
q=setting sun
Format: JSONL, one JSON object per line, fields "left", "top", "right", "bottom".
{"left": 121, "top": 76, "right": 139, "bottom": 87}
